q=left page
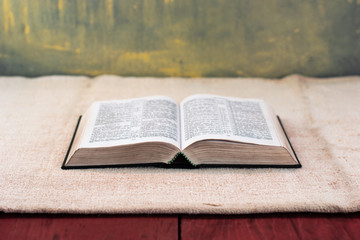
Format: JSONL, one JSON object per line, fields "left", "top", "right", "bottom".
{"left": 79, "top": 96, "right": 181, "bottom": 149}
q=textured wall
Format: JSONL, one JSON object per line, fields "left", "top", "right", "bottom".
{"left": 0, "top": 0, "right": 359, "bottom": 78}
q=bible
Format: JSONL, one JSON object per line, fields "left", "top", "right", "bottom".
{"left": 62, "top": 94, "right": 300, "bottom": 169}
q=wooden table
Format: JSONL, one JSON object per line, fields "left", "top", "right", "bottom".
{"left": 1, "top": 213, "right": 360, "bottom": 239}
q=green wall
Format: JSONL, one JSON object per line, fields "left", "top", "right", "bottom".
{"left": 0, "top": 0, "right": 359, "bottom": 78}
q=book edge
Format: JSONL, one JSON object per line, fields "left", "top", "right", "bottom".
{"left": 188, "top": 115, "right": 301, "bottom": 168}
{"left": 61, "top": 116, "right": 82, "bottom": 169}
{"left": 276, "top": 115, "right": 302, "bottom": 168}
{"left": 61, "top": 115, "right": 301, "bottom": 169}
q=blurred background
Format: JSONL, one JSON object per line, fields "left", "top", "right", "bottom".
{"left": 0, "top": 0, "right": 359, "bottom": 78}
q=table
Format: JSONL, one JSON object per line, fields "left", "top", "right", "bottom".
{"left": 1, "top": 213, "right": 360, "bottom": 239}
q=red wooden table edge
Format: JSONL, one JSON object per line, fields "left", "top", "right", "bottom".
{"left": 181, "top": 212, "right": 360, "bottom": 240}
{"left": 0, "top": 213, "right": 179, "bottom": 240}
{"left": 1, "top": 212, "right": 360, "bottom": 240}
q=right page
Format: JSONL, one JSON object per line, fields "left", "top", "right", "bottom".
{"left": 180, "top": 94, "right": 281, "bottom": 150}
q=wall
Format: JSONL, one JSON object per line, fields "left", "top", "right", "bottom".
{"left": 0, "top": 0, "right": 359, "bottom": 78}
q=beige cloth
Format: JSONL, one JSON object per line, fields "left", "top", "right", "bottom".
{"left": 0, "top": 75, "right": 359, "bottom": 214}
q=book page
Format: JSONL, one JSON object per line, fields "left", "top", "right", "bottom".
{"left": 80, "top": 96, "right": 181, "bottom": 149}
{"left": 180, "top": 94, "right": 280, "bottom": 149}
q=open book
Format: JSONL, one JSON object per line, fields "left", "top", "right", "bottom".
{"left": 62, "top": 94, "right": 300, "bottom": 169}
